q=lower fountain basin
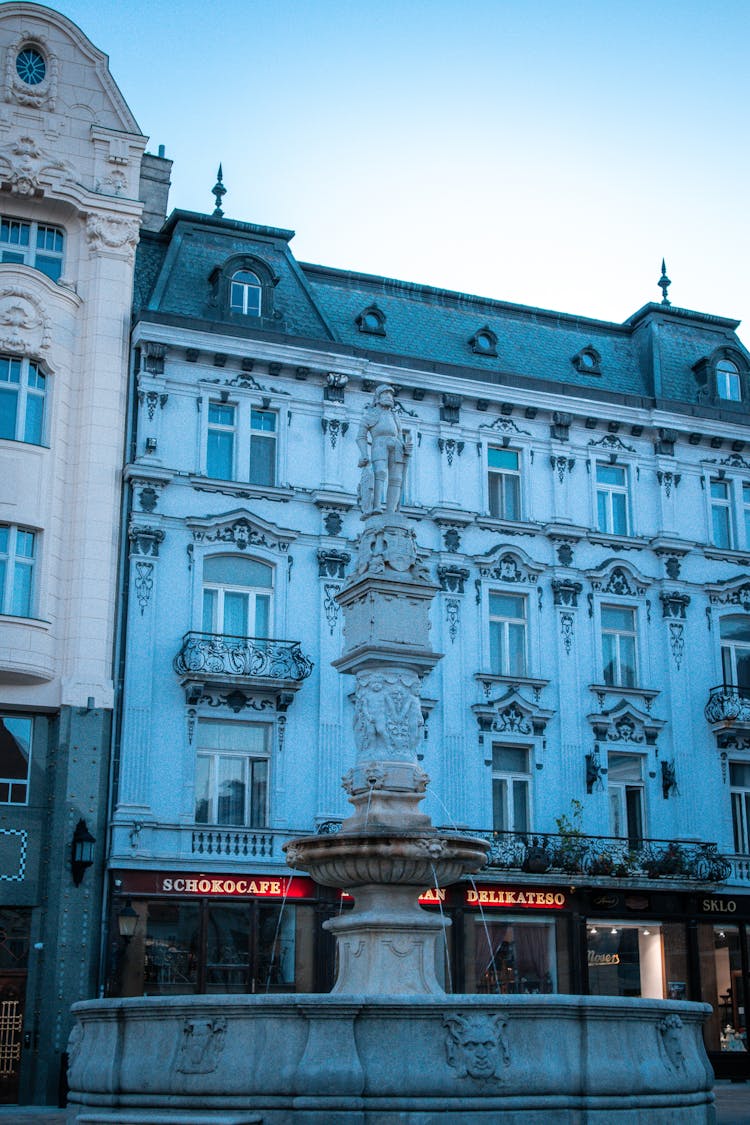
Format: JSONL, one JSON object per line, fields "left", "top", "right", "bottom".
{"left": 67, "top": 993, "right": 715, "bottom": 1124}
{"left": 283, "top": 830, "right": 489, "bottom": 888}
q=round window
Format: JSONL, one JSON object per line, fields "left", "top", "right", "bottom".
{"left": 363, "top": 311, "right": 381, "bottom": 331}
{"left": 475, "top": 332, "right": 493, "bottom": 351}
{"left": 16, "top": 48, "right": 46, "bottom": 86}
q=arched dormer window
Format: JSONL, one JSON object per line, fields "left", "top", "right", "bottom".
{"left": 208, "top": 255, "right": 278, "bottom": 323}
{"left": 572, "top": 346, "right": 602, "bottom": 376}
{"left": 230, "top": 270, "right": 262, "bottom": 317}
{"left": 717, "top": 359, "right": 741, "bottom": 402}
{"left": 693, "top": 347, "right": 749, "bottom": 405}
{"left": 356, "top": 305, "right": 386, "bottom": 336}
{"left": 469, "top": 326, "right": 498, "bottom": 357}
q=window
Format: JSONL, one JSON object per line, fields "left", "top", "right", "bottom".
{"left": 608, "top": 752, "right": 644, "bottom": 847}
{"left": 717, "top": 359, "right": 741, "bottom": 402}
{"left": 0, "top": 524, "right": 35, "bottom": 617}
{"left": 730, "top": 762, "right": 750, "bottom": 854}
{"left": 470, "top": 327, "right": 498, "bottom": 356}
{"left": 744, "top": 484, "right": 750, "bottom": 547}
{"left": 0, "top": 715, "right": 31, "bottom": 804}
{"left": 206, "top": 403, "right": 235, "bottom": 479}
{"left": 0, "top": 356, "right": 46, "bottom": 444}
{"left": 710, "top": 479, "right": 733, "bottom": 548}
{"left": 488, "top": 448, "right": 521, "bottom": 520}
{"left": 249, "top": 409, "right": 276, "bottom": 486}
{"left": 16, "top": 48, "right": 45, "bottom": 86}
{"left": 230, "top": 270, "right": 261, "bottom": 317}
{"left": 195, "top": 721, "right": 269, "bottom": 827}
{"left": 202, "top": 556, "right": 272, "bottom": 638}
{"left": 489, "top": 592, "right": 526, "bottom": 676}
{"left": 720, "top": 617, "right": 750, "bottom": 695}
{"left": 596, "top": 463, "right": 629, "bottom": 535}
{"left": 601, "top": 605, "right": 637, "bottom": 687}
{"left": 0, "top": 217, "right": 63, "bottom": 281}
{"left": 356, "top": 305, "right": 386, "bottom": 336}
{"left": 492, "top": 745, "right": 530, "bottom": 833}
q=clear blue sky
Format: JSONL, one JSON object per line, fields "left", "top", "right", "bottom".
{"left": 43, "top": 0, "right": 750, "bottom": 335}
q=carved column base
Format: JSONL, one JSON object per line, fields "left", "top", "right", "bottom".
{"left": 342, "top": 759, "right": 432, "bottom": 832}
{"left": 324, "top": 884, "right": 448, "bottom": 995}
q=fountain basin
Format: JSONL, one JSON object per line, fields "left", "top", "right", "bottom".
{"left": 67, "top": 993, "right": 715, "bottom": 1123}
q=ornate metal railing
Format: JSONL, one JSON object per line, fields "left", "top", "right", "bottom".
{"left": 174, "top": 632, "right": 314, "bottom": 682}
{"left": 705, "top": 684, "right": 750, "bottom": 725}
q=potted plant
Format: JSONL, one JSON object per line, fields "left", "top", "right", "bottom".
{"left": 553, "top": 800, "right": 587, "bottom": 874}
{"left": 522, "top": 836, "right": 551, "bottom": 874}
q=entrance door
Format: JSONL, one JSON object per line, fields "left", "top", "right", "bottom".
{"left": 0, "top": 973, "right": 25, "bottom": 1104}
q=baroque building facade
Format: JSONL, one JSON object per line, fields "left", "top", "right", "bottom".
{"left": 0, "top": 2, "right": 168, "bottom": 1106}
{"left": 112, "top": 193, "right": 750, "bottom": 1075}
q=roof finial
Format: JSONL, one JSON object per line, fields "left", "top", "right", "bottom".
{"left": 658, "top": 258, "right": 671, "bottom": 306}
{"left": 212, "top": 164, "right": 226, "bottom": 218}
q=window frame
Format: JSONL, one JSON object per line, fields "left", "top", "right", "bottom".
{"left": 0, "top": 713, "right": 32, "bottom": 806}
{"left": 0, "top": 354, "right": 47, "bottom": 445}
{"left": 230, "top": 270, "right": 262, "bottom": 318}
{"left": 607, "top": 751, "right": 645, "bottom": 847}
{"left": 716, "top": 359, "right": 742, "bottom": 402}
{"left": 487, "top": 446, "right": 522, "bottom": 521}
{"left": 730, "top": 761, "right": 750, "bottom": 854}
{"left": 600, "top": 603, "right": 638, "bottom": 688}
{"left": 595, "top": 461, "right": 630, "bottom": 536}
{"left": 710, "top": 477, "right": 734, "bottom": 549}
{"left": 0, "top": 216, "right": 64, "bottom": 281}
{"left": 0, "top": 523, "right": 36, "bottom": 618}
{"left": 200, "top": 392, "right": 280, "bottom": 488}
{"left": 194, "top": 720, "right": 270, "bottom": 829}
{"left": 488, "top": 590, "right": 528, "bottom": 677}
{"left": 201, "top": 555, "right": 274, "bottom": 639}
{"left": 491, "top": 743, "right": 531, "bottom": 834}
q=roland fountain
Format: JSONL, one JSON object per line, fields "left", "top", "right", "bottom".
{"left": 67, "top": 384, "right": 715, "bottom": 1123}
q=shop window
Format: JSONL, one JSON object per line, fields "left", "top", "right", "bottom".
{"left": 141, "top": 901, "right": 199, "bottom": 995}
{"left": 492, "top": 745, "right": 530, "bottom": 834}
{"left": 607, "top": 752, "right": 644, "bottom": 846}
{"left": 230, "top": 270, "right": 262, "bottom": 317}
{"left": 721, "top": 616, "right": 750, "bottom": 696}
{"left": 0, "top": 715, "right": 31, "bottom": 804}
{"left": 0, "top": 216, "right": 64, "bottom": 281}
{"left": 711, "top": 478, "right": 734, "bottom": 548}
{"left": 487, "top": 447, "right": 521, "bottom": 520}
{"left": 0, "top": 524, "right": 35, "bottom": 617}
{"left": 601, "top": 605, "right": 637, "bottom": 687}
{"left": 717, "top": 359, "right": 742, "bottom": 402}
{"left": 488, "top": 592, "right": 527, "bottom": 676}
{"left": 699, "top": 924, "right": 746, "bottom": 1053}
{"left": 730, "top": 763, "right": 750, "bottom": 854}
{"left": 596, "top": 462, "right": 629, "bottom": 535}
{"left": 206, "top": 902, "right": 294, "bottom": 993}
{"left": 195, "top": 720, "right": 270, "bottom": 827}
{"left": 0, "top": 356, "right": 46, "bottom": 445}
{"left": 474, "top": 918, "right": 557, "bottom": 995}
{"left": 586, "top": 922, "right": 666, "bottom": 998}
{"left": 202, "top": 555, "right": 272, "bottom": 638}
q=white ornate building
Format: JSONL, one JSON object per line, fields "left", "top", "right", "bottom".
{"left": 0, "top": 2, "right": 167, "bottom": 1105}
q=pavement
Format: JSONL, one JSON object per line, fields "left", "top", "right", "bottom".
{"left": 0, "top": 1085, "right": 749, "bottom": 1122}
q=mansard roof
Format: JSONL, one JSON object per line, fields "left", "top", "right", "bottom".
{"left": 134, "top": 208, "right": 748, "bottom": 415}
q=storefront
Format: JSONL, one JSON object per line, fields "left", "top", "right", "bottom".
{"left": 107, "top": 872, "right": 750, "bottom": 1079}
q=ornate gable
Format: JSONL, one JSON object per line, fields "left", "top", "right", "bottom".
{"left": 188, "top": 510, "right": 298, "bottom": 554}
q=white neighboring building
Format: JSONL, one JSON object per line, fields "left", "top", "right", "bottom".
{"left": 0, "top": 2, "right": 162, "bottom": 1106}
{"left": 111, "top": 199, "right": 750, "bottom": 1076}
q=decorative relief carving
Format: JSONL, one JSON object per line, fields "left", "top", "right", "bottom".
{"left": 353, "top": 669, "right": 424, "bottom": 760}
{"left": 437, "top": 437, "right": 464, "bottom": 465}
{"left": 552, "top": 579, "right": 582, "bottom": 607}
{"left": 478, "top": 415, "right": 531, "bottom": 436}
{"left": 556, "top": 541, "right": 574, "bottom": 566}
{"left": 176, "top": 1018, "right": 227, "bottom": 1074}
{"left": 128, "top": 525, "right": 164, "bottom": 557}
{"left": 96, "top": 169, "right": 128, "bottom": 196}
{"left": 134, "top": 561, "right": 153, "bottom": 614}
{"left": 437, "top": 565, "right": 470, "bottom": 594}
{"left": 588, "top": 433, "right": 635, "bottom": 452}
{"left": 317, "top": 549, "right": 350, "bottom": 579}
{"left": 321, "top": 417, "right": 349, "bottom": 448}
{"left": 656, "top": 470, "right": 681, "bottom": 497}
{"left": 193, "top": 518, "right": 291, "bottom": 553}
{"left": 446, "top": 598, "right": 460, "bottom": 643}
{"left": 323, "top": 583, "right": 341, "bottom": 634}
{"left": 550, "top": 455, "right": 575, "bottom": 483}
{"left": 5, "top": 36, "right": 58, "bottom": 109}
{"left": 660, "top": 592, "right": 690, "bottom": 619}
{"left": 142, "top": 342, "right": 167, "bottom": 374}
{"left": 86, "top": 214, "right": 139, "bottom": 259}
{"left": 560, "top": 612, "right": 574, "bottom": 654}
{"left": 0, "top": 288, "right": 51, "bottom": 353}
{"left": 592, "top": 567, "right": 646, "bottom": 598}
{"left": 443, "top": 526, "right": 461, "bottom": 552}
{"left": 444, "top": 1013, "right": 510, "bottom": 1081}
{"left": 661, "top": 759, "right": 678, "bottom": 799}
{"left": 658, "top": 1014, "right": 686, "bottom": 1072}
{"left": 324, "top": 372, "right": 348, "bottom": 402}
{"left": 323, "top": 510, "right": 343, "bottom": 536}
{"left": 709, "top": 583, "right": 750, "bottom": 612}
{"left": 477, "top": 552, "right": 539, "bottom": 585}
{"left": 0, "top": 132, "right": 67, "bottom": 194}
{"left": 669, "top": 623, "right": 685, "bottom": 670}
{"left": 138, "top": 389, "right": 168, "bottom": 420}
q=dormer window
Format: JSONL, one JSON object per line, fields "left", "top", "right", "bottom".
{"left": 356, "top": 305, "right": 386, "bottom": 336}
{"left": 572, "top": 346, "right": 602, "bottom": 376}
{"left": 469, "top": 326, "right": 498, "bottom": 356}
{"left": 230, "top": 270, "right": 262, "bottom": 317}
{"left": 717, "top": 359, "right": 741, "bottom": 402}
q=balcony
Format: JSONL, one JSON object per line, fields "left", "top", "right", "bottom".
{"left": 174, "top": 632, "right": 314, "bottom": 704}
{"left": 705, "top": 684, "right": 750, "bottom": 727}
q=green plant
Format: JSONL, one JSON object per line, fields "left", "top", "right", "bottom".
{"left": 553, "top": 800, "right": 587, "bottom": 873}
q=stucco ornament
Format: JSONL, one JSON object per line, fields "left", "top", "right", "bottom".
{"left": 353, "top": 669, "right": 424, "bottom": 761}
{"left": 658, "top": 1014, "right": 687, "bottom": 1071}
{"left": 0, "top": 134, "right": 69, "bottom": 195}
{"left": 4, "top": 35, "right": 58, "bottom": 110}
{"left": 176, "top": 1017, "right": 227, "bottom": 1074}
{"left": 444, "top": 1013, "right": 511, "bottom": 1080}
{"left": 0, "top": 289, "right": 51, "bottom": 353}
{"left": 86, "top": 214, "right": 140, "bottom": 259}
{"left": 356, "top": 383, "right": 412, "bottom": 518}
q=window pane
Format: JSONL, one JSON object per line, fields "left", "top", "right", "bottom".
{"left": 512, "top": 779, "right": 529, "bottom": 834}
{"left": 489, "top": 593, "right": 524, "bottom": 619}
{"left": 250, "top": 434, "right": 275, "bottom": 486}
{"left": 611, "top": 492, "right": 628, "bottom": 535}
{"left": 596, "top": 490, "right": 608, "bottom": 532}
{"left": 0, "top": 387, "right": 17, "bottom": 440}
{"left": 249, "top": 759, "right": 268, "bottom": 827}
{"left": 251, "top": 410, "right": 276, "bottom": 433}
{"left": 208, "top": 403, "right": 234, "bottom": 426}
{"left": 195, "top": 755, "right": 211, "bottom": 822}
{"left": 217, "top": 757, "right": 245, "bottom": 825}
{"left": 730, "top": 763, "right": 750, "bottom": 788}
{"left": 492, "top": 778, "right": 508, "bottom": 831}
{"left": 0, "top": 716, "right": 31, "bottom": 785}
{"left": 712, "top": 506, "right": 731, "bottom": 548}
{"left": 488, "top": 448, "right": 519, "bottom": 471}
{"left": 492, "top": 746, "right": 528, "bottom": 772}
{"left": 602, "top": 633, "right": 617, "bottom": 685}
{"left": 202, "top": 588, "right": 217, "bottom": 632}
{"left": 507, "top": 622, "right": 526, "bottom": 675}
{"left": 203, "top": 556, "right": 272, "bottom": 587}
{"left": 23, "top": 392, "right": 43, "bottom": 444}
{"left": 602, "top": 606, "right": 634, "bottom": 631}
{"left": 35, "top": 256, "right": 61, "bottom": 282}
{"left": 207, "top": 430, "right": 234, "bottom": 479}
{"left": 503, "top": 475, "right": 520, "bottom": 520}
{"left": 711, "top": 480, "right": 730, "bottom": 501}
{"left": 596, "top": 464, "right": 625, "bottom": 487}
{"left": 255, "top": 595, "right": 270, "bottom": 638}
{"left": 608, "top": 753, "right": 642, "bottom": 782}
{"left": 489, "top": 621, "right": 503, "bottom": 674}
{"left": 222, "top": 592, "right": 248, "bottom": 636}
{"left": 11, "top": 562, "right": 31, "bottom": 616}
{"left": 618, "top": 635, "right": 636, "bottom": 685}
{"left": 720, "top": 617, "right": 750, "bottom": 642}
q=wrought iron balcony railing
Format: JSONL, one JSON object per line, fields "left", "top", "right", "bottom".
{"left": 316, "top": 822, "right": 731, "bottom": 884}
{"left": 705, "top": 684, "right": 750, "bottom": 725}
{"left": 174, "top": 632, "right": 314, "bottom": 683}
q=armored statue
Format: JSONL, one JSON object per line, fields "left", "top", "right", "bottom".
{"left": 356, "top": 384, "right": 412, "bottom": 518}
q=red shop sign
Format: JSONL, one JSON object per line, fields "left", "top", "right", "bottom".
{"left": 465, "top": 885, "right": 567, "bottom": 909}
{"left": 114, "top": 870, "right": 318, "bottom": 899}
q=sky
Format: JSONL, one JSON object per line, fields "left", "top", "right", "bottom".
{"left": 43, "top": 0, "right": 750, "bottom": 335}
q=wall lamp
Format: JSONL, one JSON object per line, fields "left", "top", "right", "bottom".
{"left": 117, "top": 899, "right": 138, "bottom": 944}
{"left": 71, "top": 818, "right": 96, "bottom": 886}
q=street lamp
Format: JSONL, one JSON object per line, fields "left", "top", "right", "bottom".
{"left": 117, "top": 899, "right": 138, "bottom": 944}
{"left": 71, "top": 818, "right": 95, "bottom": 885}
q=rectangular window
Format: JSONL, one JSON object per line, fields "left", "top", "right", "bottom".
{"left": 0, "top": 356, "right": 46, "bottom": 445}
{"left": 596, "top": 463, "right": 629, "bottom": 535}
{"left": 249, "top": 409, "right": 276, "bottom": 486}
{"left": 0, "top": 524, "right": 35, "bottom": 617}
{"left": 489, "top": 592, "right": 526, "bottom": 676}
{"left": 195, "top": 721, "right": 270, "bottom": 828}
{"left": 488, "top": 448, "right": 520, "bottom": 520}
{"left": 0, "top": 715, "right": 32, "bottom": 804}
{"left": 608, "top": 752, "right": 644, "bottom": 846}
{"left": 206, "top": 402, "right": 236, "bottom": 479}
{"left": 0, "top": 217, "right": 64, "bottom": 281}
{"left": 601, "top": 604, "right": 637, "bottom": 687}
{"left": 492, "top": 745, "right": 530, "bottom": 833}
{"left": 743, "top": 483, "right": 750, "bottom": 548}
{"left": 711, "top": 479, "right": 733, "bottom": 548}
{"left": 730, "top": 762, "right": 750, "bottom": 854}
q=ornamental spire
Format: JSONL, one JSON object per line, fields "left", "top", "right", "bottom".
{"left": 211, "top": 164, "right": 226, "bottom": 218}
{"left": 658, "top": 258, "right": 671, "bottom": 306}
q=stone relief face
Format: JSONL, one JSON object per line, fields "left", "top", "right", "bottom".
{"left": 444, "top": 1014, "right": 510, "bottom": 1080}
{"left": 659, "top": 1014, "right": 686, "bottom": 1070}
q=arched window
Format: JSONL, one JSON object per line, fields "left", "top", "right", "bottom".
{"left": 720, "top": 616, "right": 750, "bottom": 694}
{"left": 230, "top": 270, "right": 262, "bottom": 317}
{"left": 717, "top": 359, "right": 741, "bottom": 402}
{"left": 202, "top": 556, "right": 272, "bottom": 638}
